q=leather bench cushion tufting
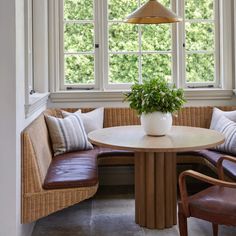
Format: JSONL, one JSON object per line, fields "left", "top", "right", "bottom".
{"left": 180, "top": 150, "right": 236, "bottom": 180}
{"left": 43, "top": 153, "right": 98, "bottom": 189}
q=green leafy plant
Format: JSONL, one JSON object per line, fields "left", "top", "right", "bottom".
{"left": 124, "top": 78, "right": 186, "bottom": 115}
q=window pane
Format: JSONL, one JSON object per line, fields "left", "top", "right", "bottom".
{"left": 186, "top": 23, "right": 214, "bottom": 51}
{"left": 109, "top": 54, "right": 138, "bottom": 83}
{"left": 109, "top": 23, "right": 138, "bottom": 52}
{"left": 64, "top": 23, "right": 94, "bottom": 52}
{"left": 142, "top": 54, "right": 172, "bottom": 82}
{"left": 186, "top": 54, "right": 214, "bottom": 83}
{"left": 108, "top": 0, "right": 138, "bottom": 20}
{"left": 142, "top": 25, "right": 171, "bottom": 51}
{"left": 185, "top": 0, "right": 214, "bottom": 20}
{"left": 64, "top": 0, "right": 93, "bottom": 20}
{"left": 65, "top": 55, "right": 94, "bottom": 84}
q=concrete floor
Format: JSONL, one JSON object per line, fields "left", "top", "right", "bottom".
{"left": 32, "top": 186, "right": 236, "bottom": 236}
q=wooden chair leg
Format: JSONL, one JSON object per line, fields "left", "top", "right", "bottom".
{"left": 212, "top": 223, "right": 218, "bottom": 236}
{"left": 178, "top": 211, "right": 188, "bottom": 236}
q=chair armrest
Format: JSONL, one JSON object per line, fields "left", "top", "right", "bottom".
{"left": 178, "top": 170, "right": 236, "bottom": 217}
{"left": 217, "top": 155, "right": 236, "bottom": 180}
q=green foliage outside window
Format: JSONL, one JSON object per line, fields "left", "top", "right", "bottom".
{"left": 63, "top": 0, "right": 215, "bottom": 85}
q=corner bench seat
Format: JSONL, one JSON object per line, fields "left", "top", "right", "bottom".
{"left": 180, "top": 150, "right": 236, "bottom": 181}
{"left": 22, "top": 106, "right": 236, "bottom": 224}
{"left": 43, "top": 147, "right": 134, "bottom": 190}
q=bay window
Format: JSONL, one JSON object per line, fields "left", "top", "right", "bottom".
{"left": 49, "top": 0, "right": 231, "bottom": 94}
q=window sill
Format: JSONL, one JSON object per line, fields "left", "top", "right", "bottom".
{"left": 50, "top": 89, "right": 234, "bottom": 103}
{"left": 25, "top": 92, "right": 49, "bottom": 118}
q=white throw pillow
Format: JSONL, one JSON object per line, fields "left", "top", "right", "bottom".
{"left": 210, "top": 108, "right": 236, "bottom": 155}
{"left": 45, "top": 113, "right": 93, "bottom": 156}
{"left": 62, "top": 107, "right": 104, "bottom": 134}
{"left": 210, "top": 108, "right": 236, "bottom": 127}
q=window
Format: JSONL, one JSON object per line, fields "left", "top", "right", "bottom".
{"left": 25, "top": 0, "right": 34, "bottom": 97}
{"left": 107, "top": 0, "right": 172, "bottom": 89}
{"left": 61, "top": 0, "right": 97, "bottom": 89}
{"left": 180, "top": 0, "right": 219, "bottom": 88}
{"left": 24, "top": 0, "right": 49, "bottom": 117}
{"left": 56, "top": 0, "right": 222, "bottom": 91}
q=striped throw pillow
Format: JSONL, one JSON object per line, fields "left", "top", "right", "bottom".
{"left": 210, "top": 113, "right": 236, "bottom": 155}
{"left": 62, "top": 107, "right": 104, "bottom": 135}
{"left": 45, "top": 114, "right": 93, "bottom": 156}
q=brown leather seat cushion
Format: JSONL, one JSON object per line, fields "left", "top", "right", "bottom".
{"left": 43, "top": 153, "right": 98, "bottom": 189}
{"left": 180, "top": 150, "right": 236, "bottom": 180}
{"left": 188, "top": 185, "right": 236, "bottom": 224}
{"left": 43, "top": 147, "right": 134, "bottom": 189}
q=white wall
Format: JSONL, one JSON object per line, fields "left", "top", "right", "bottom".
{"left": 0, "top": 0, "right": 18, "bottom": 235}
{"left": 0, "top": 1, "right": 46, "bottom": 236}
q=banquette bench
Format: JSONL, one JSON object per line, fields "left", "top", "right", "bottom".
{"left": 21, "top": 106, "right": 236, "bottom": 224}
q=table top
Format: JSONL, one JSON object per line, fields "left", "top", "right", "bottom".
{"left": 88, "top": 125, "right": 225, "bottom": 152}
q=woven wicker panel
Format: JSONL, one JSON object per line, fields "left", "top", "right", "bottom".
{"left": 45, "top": 108, "right": 140, "bottom": 127}
{"left": 22, "top": 133, "right": 43, "bottom": 194}
{"left": 173, "top": 106, "right": 211, "bottom": 128}
{"left": 103, "top": 108, "right": 140, "bottom": 127}
{"left": 25, "top": 115, "right": 52, "bottom": 181}
{"left": 173, "top": 106, "right": 236, "bottom": 128}
{"left": 22, "top": 184, "right": 98, "bottom": 223}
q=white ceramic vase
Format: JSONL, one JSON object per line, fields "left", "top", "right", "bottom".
{"left": 140, "top": 111, "right": 172, "bottom": 136}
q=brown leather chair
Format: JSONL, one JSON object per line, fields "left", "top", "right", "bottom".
{"left": 178, "top": 156, "right": 236, "bottom": 236}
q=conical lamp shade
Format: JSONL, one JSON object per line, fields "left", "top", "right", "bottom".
{"left": 125, "top": 0, "right": 182, "bottom": 24}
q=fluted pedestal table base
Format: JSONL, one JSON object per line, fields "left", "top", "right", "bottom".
{"left": 135, "top": 152, "right": 177, "bottom": 229}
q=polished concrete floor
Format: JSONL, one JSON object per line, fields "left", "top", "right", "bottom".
{"left": 32, "top": 186, "right": 236, "bottom": 236}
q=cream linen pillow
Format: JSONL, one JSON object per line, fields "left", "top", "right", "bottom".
{"left": 45, "top": 113, "right": 93, "bottom": 156}
{"left": 210, "top": 107, "right": 236, "bottom": 126}
{"left": 210, "top": 108, "right": 236, "bottom": 155}
{"left": 62, "top": 107, "right": 104, "bottom": 134}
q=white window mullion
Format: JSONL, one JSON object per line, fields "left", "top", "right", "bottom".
{"left": 177, "top": 0, "right": 185, "bottom": 88}
{"left": 219, "top": 0, "right": 233, "bottom": 90}
{"left": 49, "top": 0, "right": 60, "bottom": 92}
{"left": 214, "top": 0, "right": 220, "bottom": 88}
{"left": 171, "top": 0, "right": 178, "bottom": 87}
{"left": 59, "top": 0, "right": 65, "bottom": 90}
{"left": 138, "top": 0, "right": 142, "bottom": 84}
{"left": 103, "top": 0, "right": 109, "bottom": 91}
{"left": 25, "top": 0, "right": 33, "bottom": 101}
{"left": 94, "top": 0, "right": 100, "bottom": 90}
{"left": 138, "top": 25, "right": 142, "bottom": 84}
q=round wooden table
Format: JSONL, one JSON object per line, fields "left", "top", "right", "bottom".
{"left": 88, "top": 126, "right": 224, "bottom": 229}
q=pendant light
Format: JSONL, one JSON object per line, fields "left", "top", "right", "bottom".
{"left": 125, "top": 0, "right": 182, "bottom": 24}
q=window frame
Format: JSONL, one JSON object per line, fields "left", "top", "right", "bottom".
{"left": 177, "top": 0, "right": 220, "bottom": 88}
{"left": 59, "top": 0, "right": 100, "bottom": 90}
{"left": 104, "top": 0, "right": 174, "bottom": 90}
{"left": 24, "top": 0, "right": 49, "bottom": 118}
{"left": 49, "top": 0, "right": 233, "bottom": 95}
